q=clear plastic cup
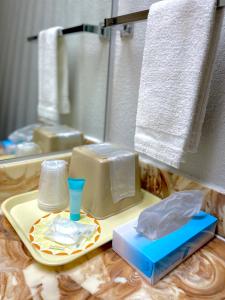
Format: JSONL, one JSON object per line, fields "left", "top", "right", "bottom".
{"left": 38, "top": 160, "right": 69, "bottom": 212}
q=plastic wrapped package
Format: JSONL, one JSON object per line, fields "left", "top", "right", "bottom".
{"left": 15, "top": 142, "right": 42, "bottom": 157}
{"left": 29, "top": 211, "right": 100, "bottom": 255}
{"left": 136, "top": 190, "right": 203, "bottom": 240}
{"left": 8, "top": 124, "right": 41, "bottom": 144}
{"left": 45, "top": 216, "right": 97, "bottom": 246}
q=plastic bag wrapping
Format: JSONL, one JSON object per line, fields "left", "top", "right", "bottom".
{"left": 8, "top": 124, "right": 41, "bottom": 144}
{"left": 136, "top": 190, "right": 203, "bottom": 240}
{"left": 15, "top": 142, "right": 42, "bottom": 157}
{"left": 45, "top": 216, "right": 97, "bottom": 246}
{"left": 87, "top": 143, "right": 135, "bottom": 203}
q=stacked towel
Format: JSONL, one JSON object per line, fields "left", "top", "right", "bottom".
{"left": 38, "top": 27, "right": 70, "bottom": 124}
{"left": 135, "top": 0, "right": 224, "bottom": 168}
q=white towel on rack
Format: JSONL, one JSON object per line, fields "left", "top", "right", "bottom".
{"left": 135, "top": 0, "right": 224, "bottom": 168}
{"left": 38, "top": 27, "right": 70, "bottom": 124}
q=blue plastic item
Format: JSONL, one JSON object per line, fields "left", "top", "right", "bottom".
{"left": 1, "top": 139, "right": 14, "bottom": 148}
{"left": 0, "top": 139, "right": 16, "bottom": 154}
{"left": 68, "top": 178, "right": 86, "bottom": 221}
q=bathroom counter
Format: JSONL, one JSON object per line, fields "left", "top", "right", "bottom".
{"left": 0, "top": 214, "right": 225, "bottom": 300}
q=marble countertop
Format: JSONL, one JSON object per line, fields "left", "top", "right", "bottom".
{"left": 0, "top": 215, "right": 225, "bottom": 300}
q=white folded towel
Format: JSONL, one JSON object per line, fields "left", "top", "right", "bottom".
{"left": 38, "top": 27, "right": 70, "bottom": 124}
{"left": 135, "top": 0, "right": 224, "bottom": 168}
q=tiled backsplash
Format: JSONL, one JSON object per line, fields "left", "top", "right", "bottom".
{"left": 0, "top": 153, "right": 224, "bottom": 238}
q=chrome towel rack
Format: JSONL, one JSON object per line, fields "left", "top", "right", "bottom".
{"left": 27, "top": 0, "right": 225, "bottom": 41}
{"left": 27, "top": 24, "right": 110, "bottom": 41}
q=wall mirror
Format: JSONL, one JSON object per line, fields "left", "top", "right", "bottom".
{"left": 0, "top": 0, "right": 112, "bottom": 161}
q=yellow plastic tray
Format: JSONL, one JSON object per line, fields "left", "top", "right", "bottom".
{"left": 1, "top": 190, "right": 160, "bottom": 266}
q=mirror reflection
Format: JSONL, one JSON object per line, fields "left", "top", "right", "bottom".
{"left": 0, "top": 0, "right": 112, "bottom": 160}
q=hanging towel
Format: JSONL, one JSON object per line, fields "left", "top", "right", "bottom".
{"left": 135, "top": 0, "right": 224, "bottom": 168}
{"left": 38, "top": 27, "right": 70, "bottom": 124}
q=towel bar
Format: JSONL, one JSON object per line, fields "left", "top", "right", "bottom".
{"left": 27, "top": 0, "right": 225, "bottom": 41}
{"left": 27, "top": 24, "right": 110, "bottom": 41}
{"left": 104, "top": 0, "right": 225, "bottom": 28}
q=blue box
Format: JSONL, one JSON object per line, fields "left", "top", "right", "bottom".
{"left": 113, "top": 211, "right": 217, "bottom": 285}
